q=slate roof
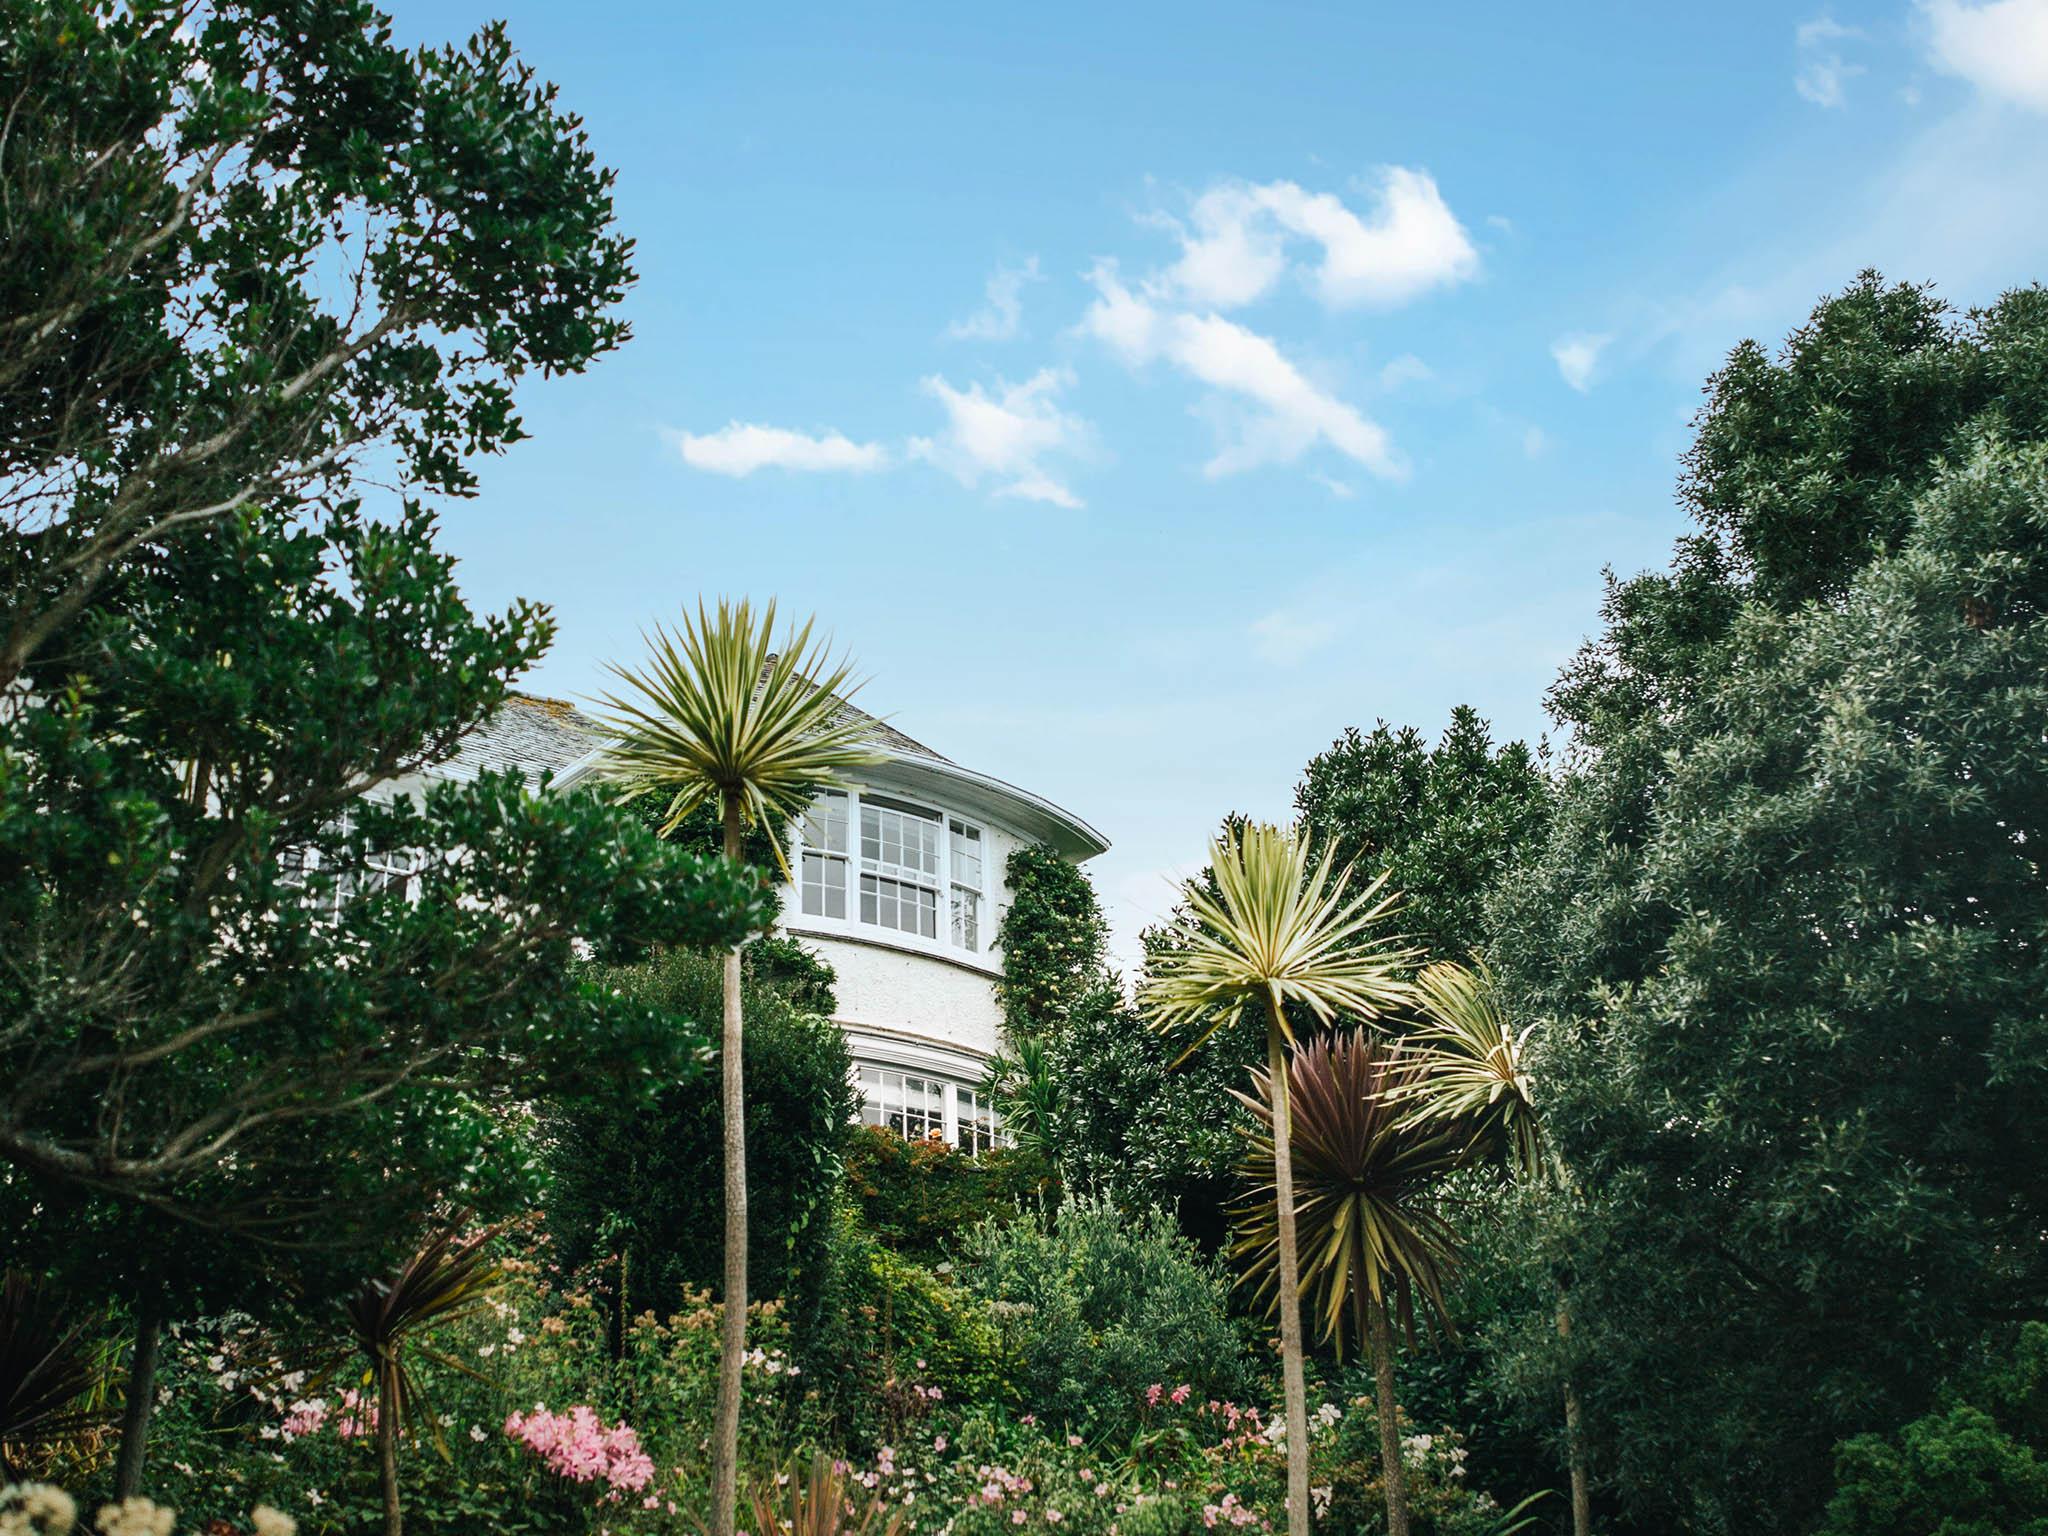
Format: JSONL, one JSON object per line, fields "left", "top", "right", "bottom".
{"left": 446, "top": 683, "right": 949, "bottom": 783}
{"left": 441, "top": 694, "right": 605, "bottom": 782}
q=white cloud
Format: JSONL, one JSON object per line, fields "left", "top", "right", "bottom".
{"left": 1249, "top": 608, "right": 1342, "bottom": 665}
{"left": 1923, "top": 0, "right": 2048, "bottom": 111}
{"left": 948, "top": 257, "right": 1042, "bottom": 341}
{"left": 1522, "top": 425, "right": 1551, "bottom": 459}
{"left": 1796, "top": 16, "right": 1866, "bottom": 107}
{"left": 910, "top": 368, "right": 1090, "bottom": 507}
{"left": 1311, "top": 472, "right": 1357, "bottom": 500}
{"left": 1158, "top": 185, "right": 1290, "bottom": 308}
{"left": 1152, "top": 170, "right": 1479, "bottom": 311}
{"left": 1377, "top": 353, "right": 1435, "bottom": 391}
{"left": 1082, "top": 263, "right": 1403, "bottom": 479}
{"left": 1797, "top": 53, "right": 1865, "bottom": 106}
{"left": 668, "top": 422, "right": 888, "bottom": 476}
{"left": 1550, "top": 332, "right": 1612, "bottom": 392}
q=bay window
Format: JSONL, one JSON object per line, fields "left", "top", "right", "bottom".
{"left": 793, "top": 786, "right": 989, "bottom": 955}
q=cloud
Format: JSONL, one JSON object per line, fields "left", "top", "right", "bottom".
{"left": 1923, "top": 0, "right": 2048, "bottom": 111}
{"left": 948, "top": 257, "right": 1043, "bottom": 341}
{"left": 909, "top": 368, "right": 1090, "bottom": 507}
{"left": 1550, "top": 332, "right": 1612, "bottom": 392}
{"left": 1249, "top": 608, "right": 1342, "bottom": 665}
{"left": 1522, "top": 425, "right": 1551, "bottom": 459}
{"left": 1082, "top": 263, "right": 1403, "bottom": 479}
{"left": 1311, "top": 472, "right": 1357, "bottom": 500}
{"left": 1796, "top": 15, "right": 1866, "bottom": 107}
{"left": 1152, "top": 169, "right": 1479, "bottom": 311}
{"left": 668, "top": 422, "right": 888, "bottom": 476}
{"left": 1377, "top": 353, "right": 1435, "bottom": 391}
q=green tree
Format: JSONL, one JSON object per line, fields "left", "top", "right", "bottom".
{"left": 0, "top": 0, "right": 766, "bottom": 1492}
{"left": 1294, "top": 708, "right": 1549, "bottom": 966}
{"left": 542, "top": 944, "right": 856, "bottom": 1358}
{"left": 994, "top": 845, "right": 1110, "bottom": 1040}
{"left": 1141, "top": 823, "right": 1411, "bottom": 1536}
{"left": 596, "top": 601, "right": 882, "bottom": 1536}
{"left": 1489, "top": 276, "right": 2048, "bottom": 1533}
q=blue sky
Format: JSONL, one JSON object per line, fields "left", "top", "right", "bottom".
{"left": 398, "top": 0, "right": 2048, "bottom": 968}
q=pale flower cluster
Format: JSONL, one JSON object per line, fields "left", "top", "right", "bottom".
{"left": 0, "top": 1484, "right": 77, "bottom": 1536}
{"left": 94, "top": 1500, "right": 174, "bottom": 1536}
{"left": 504, "top": 1404, "right": 655, "bottom": 1492}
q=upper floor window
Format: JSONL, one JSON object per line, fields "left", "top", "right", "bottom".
{"left": 794, "top": 786, "right": 989, "bottom": 954}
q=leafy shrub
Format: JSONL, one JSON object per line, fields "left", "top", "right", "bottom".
{"left": 843, "top": 1127, "right": 1053, "bottom": 1261}
{"left": 542, "top": 945, "right": 854, "bottom": 1347}
{"left": 1819, "top": 1323, "right": 2048, "bottom": 1536}
{"left": 954, "top": 1196, "right": 1252, "bottom": 1437}
{"left": 994, "top": 846, "right": 1109, "bottom": 1040}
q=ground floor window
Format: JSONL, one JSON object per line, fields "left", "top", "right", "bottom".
{"left": 855, "top": 1064, "right": 1005, "bottom": 1153}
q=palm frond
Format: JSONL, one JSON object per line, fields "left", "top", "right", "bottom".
{"left": 593, "top": 597, "right": 886, "bottom": 875}
{"left": 1398, "top": 961, "right": 1547, "bottom": 1181}
{"left": 1231, "top": 1034, "right": 1465, "bottom": 1358}
{"left": 0, "top": 1272, "right": 113, "bottom": 1475}
{"left": 1138, "top": 822, "right": 1414, "bottom": 1055}
{"left": 748, "top": 1451, "right": 905, "bottom": 1536}
{"left": 341, "top": 1224, "right": 504, "bottom": 1459}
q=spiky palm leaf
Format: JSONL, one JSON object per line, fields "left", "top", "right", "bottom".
{"left": 749, "top": 1451, "right": 907, "bottom": 1536}
{"left": 0, "top": 1272, "right": 112, "bottom": 1476}
{"left": 341, "top": 1225, "right": 503, "bottom": 1459}
{"left": 594, "top": 598, "right": 885, "bottom": 872}
{"left": 1400, "top": 961, "right": 1547, "bottom": 1181}
{"left": 1138, "top": 822, "right": 1413, "bottom": 1054}
{"left": 983, "top": 1035, "right": 1062, "bottom": 1162}
{"left": 1233, "top": 1034, "right": 1466, "bottom": 1358}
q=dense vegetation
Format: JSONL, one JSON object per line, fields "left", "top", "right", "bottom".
{"left": 3, "top": 1, "right": 2044, "bottom": 1533}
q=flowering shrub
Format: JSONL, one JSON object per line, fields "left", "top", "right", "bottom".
{"left": 503, "top": 1406, "right": 655, "bottom": 1494}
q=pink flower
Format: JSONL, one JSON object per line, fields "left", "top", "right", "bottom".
{"left": 1012, "top": 1513, "right": 1027, "bottom": 1526}
{"left": 1170, "top": 1384, "right": 1192, "bottom": 1405}
{"left": 505, "top": 1405, "right": 654, "bottom": 1492}
{"left": 1145, "top": 1384, "right": 1163, "bottom": 1407}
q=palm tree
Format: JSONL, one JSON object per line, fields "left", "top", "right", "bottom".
{"left": 597, "top": 598, "right": 882, "bottom": 1536}
{"left": 1139, "top": 822, "right": 1410, "bottom": 1536}
{"left": 1233, "top": 1034, "right": 1464, "bottom": 1536}
{"left": 1403, "top": 962, "right": 1588, "bottom": 1536}
{"left": 341, "top": 1225, "right": 503, "bottom": 1536}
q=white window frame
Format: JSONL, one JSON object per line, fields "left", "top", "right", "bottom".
{"left": 854, "top": 1065, "right": 1007, "bottom": 1154}
{"left": 790, "top": 786, "right": 992, "bottom": 961}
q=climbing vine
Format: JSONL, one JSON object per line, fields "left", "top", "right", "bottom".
{"left": 994, "top": 844, "right": 1110, "bottom": 1041}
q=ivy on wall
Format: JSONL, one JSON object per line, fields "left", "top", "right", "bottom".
{"left": 993, "top": 844, "right": 1110, "bottom": 1041}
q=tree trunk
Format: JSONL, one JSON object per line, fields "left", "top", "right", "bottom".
{"left": 1265, "top": 1018, "right": 1311, "bottom": 1536}
{"left": 377, "top": 1371, "right": 402, "bottom": 1536}
{"left": 1368, "top": 1293, "right": 1411, "bottom": 1536}
{"left": 111, "top": 1308, "right": 162, "bottom": 1499}
{"left": 709, "top": 791, "right": 749, "bottom": 1536}
{"left": 1558, "top": 1297, "right": 1591, "bottom": 1536}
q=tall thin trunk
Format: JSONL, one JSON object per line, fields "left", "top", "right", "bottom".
{"left": 1558, "top": 1297, "right": 1591, "bottom": 1536}
{"left": 1368, "top": 1293, "right": 1411, "bottom": 1536}
{"left": 709, "top": 791, "right": 748, "bottom": 1536}
{"left": 377, "top": 1367, "right": 402, "bottom": 1536}
{"left": 111, "top": 1309, "right": 162, "bottom": 1499}
{"left": 1265, "top": 1017, "right": 1311, "bottom": 1536}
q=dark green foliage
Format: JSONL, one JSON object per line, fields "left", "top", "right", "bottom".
{"left": 843, "top": 1125, "right": 1054, "bottom": 1262}
{"left": 995, "top": 846, "right": 1110, "bottom": 1040}
{"left": 1487, "top": 275, "right": 2048, "bottom": 1534}
{"left": 1293, "top": 707, "right": 1550, "bottom": 965}
{"left": 955, "top": 1196, "right": 1253, "bottom": 1438}
{"left": 0, "top": 1272, "right": 111, "bottom": 1477}
{"left": 542, "top": 945, "right": 855, "bottom": 1343}
{"left": 745, "top": 933, "right": 839, "bottom": 1018}
{"left": 0, "top": 0, "right": 769, "bottom": 1301}
{"left": 1041, "top": 983, "right": 1255, "bottom": 1253}
{"left": 1820, "top": 1325, "right": 2048, "bottom": 1536}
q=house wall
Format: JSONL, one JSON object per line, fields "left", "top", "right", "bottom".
{"left": 776, "top": 814, "right": 1026, "bottom": 1063}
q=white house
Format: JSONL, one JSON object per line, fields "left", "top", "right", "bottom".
{"left": 441, "top": 690, "right": 1109, "bottom": 1150}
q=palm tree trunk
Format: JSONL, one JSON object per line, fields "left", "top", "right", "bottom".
{"left": 710, "top": 790, "right": 749, "bottom": 1536}
{"left": 1558, "top": 1297, "right": 1590, "bottom": 1536}
{"left": 377, "top": 1371, "right": 402, "bottom": 1536}
{"left": 1265, "top": 1017, "right": 1311, "bottom": 1536}
{"left": 111, "top": 1307, "right": 162, "bottom": 1499}
{"left": 1368, "top": 1293, "right": 1410, "bottom": 1536}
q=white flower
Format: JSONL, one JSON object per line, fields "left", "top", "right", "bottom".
{"left": 2, "top": 1484, "right": 78, "bottom": 1535}
{"left": 251, "top": 1507, "right": 297, "bottom": 1536}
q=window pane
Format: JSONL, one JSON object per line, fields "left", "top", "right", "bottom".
{"left": 950, "top": 821, "right": 982, "bottom": 887}
{"left": 951, "top": 887, "right": 980, "bottom": 950}
{"left": 802, "top": 792, "right": 848, "bottom": 855}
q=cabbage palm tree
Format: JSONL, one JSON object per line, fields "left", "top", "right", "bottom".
{"left": 1234, "top": 1033, "right": 1464, "bottom": 1536}
{"left": 597, "top": 599, "right": 881, "bottom": 1536}
{"left": 1403, "top": 962, "right": 1586, "bottom": 1536}
{"left": 1138, "top": 823, "right": 1410, "bottom": 1536}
